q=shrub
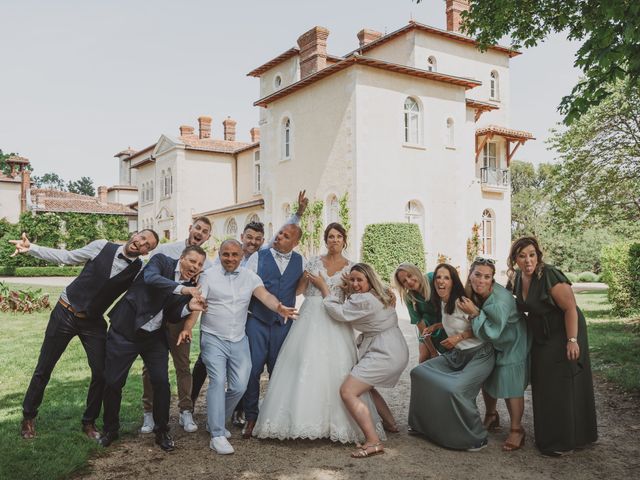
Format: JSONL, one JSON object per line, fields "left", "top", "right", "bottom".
{"left": 361, "top": 223, "right": 425, "bottom": 282}
{"left": 0, "top": 282, "right": 51, "bottom": 313}
{"left": 601, "top": 241, "right": 640, "bottom": 315}
{"left": 14, "top": 266, "right": 82, "bottom": 277}
{"left": 578, "top": 271, "right": 599, "bottom": 283}
{"left": 565, "top": 272, "right": 579, "bottom": 283}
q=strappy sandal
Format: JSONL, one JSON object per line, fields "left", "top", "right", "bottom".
{"left": 351, "top": 443, "right": 385, "bottom": 458}
{"left": 503, "top": 427, "right": 526, "bottom": 452}
{"left": 483, "top": 411, "right": 500, "bottom": 432}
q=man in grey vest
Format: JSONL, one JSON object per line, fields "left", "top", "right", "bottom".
{"left": 11, "top": 230, "right": 159, "bottom": 440}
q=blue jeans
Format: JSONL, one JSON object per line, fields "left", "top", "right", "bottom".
{"left": 200, "top": 331, "right": 251, "bottom": 437}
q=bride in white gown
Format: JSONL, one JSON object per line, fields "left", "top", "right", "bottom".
{"left": 253, "top": 223, "right": 385, "bottom": 443}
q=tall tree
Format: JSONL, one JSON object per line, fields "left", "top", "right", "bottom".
{"left": 0, "top": 149, "right": 18, "bottom": 175}
{"left": 547, "top": 80, "right": 640, "bottom": 227}
{"left": 67, "top": 176, "right": 96, "bottom": 196}
{"left": 417, "top": 0, "right": 640, "bottom": 123}
{"left": 32, "top": 172, "right": 66, "bottom": 190}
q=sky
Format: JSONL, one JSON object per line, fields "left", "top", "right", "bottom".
{"left": 0, "top": 0, "right": 582, "bottom": 188}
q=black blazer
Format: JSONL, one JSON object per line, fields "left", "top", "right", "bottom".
{"left": 108, "top": 253, "right": 192, "bottom": 342}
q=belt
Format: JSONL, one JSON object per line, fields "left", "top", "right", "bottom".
{"left": 58, "top": 298, "right": 88, "bottom": 319}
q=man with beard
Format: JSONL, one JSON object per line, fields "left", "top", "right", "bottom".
{"left": 11, "top": 230, "right": 159, "bottom": 440}
{"left": 99, "top": 246, "right": 207, "bottom": 451}
{"left": 139, "top": 216, "right": 212, "bottom": 434}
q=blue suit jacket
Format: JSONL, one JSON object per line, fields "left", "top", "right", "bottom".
{"left": 107, "top": 253, "right": 192, "bottom": 342}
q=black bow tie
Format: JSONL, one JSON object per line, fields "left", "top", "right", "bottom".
{"left": 118, "top": 253, "right": 134, "bottom": 265}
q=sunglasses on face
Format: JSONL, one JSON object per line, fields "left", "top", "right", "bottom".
{"left": 473, "top": 256, "right": 496, "bottom": 265}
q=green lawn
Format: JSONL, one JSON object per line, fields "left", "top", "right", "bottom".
{"left": 0, "top": 283, "right": 201, "bottom": 480}
{"left": 0, "top": 285, "right": 637, "bottom": 479}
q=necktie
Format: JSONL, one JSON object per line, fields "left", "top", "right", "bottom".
{"left": 117, "top": 253, "right": 133, "bottom": 265}
{"left": 224, "top": 270, "right": 240, "bottom": 277}
{"left": 274, "top": 251, "right": 292, "bottom": 261}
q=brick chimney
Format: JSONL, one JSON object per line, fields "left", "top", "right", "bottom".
{"left": 446, "top": 0, "right": 470, "bottom": 33}
{"left": 20, "top": 168, "right": 30, "bottom": 213}
{"left": 222, "top": 117, "right": 237, "bottom": 141}
{"left": 297, "top": 26, "right": 330, "bottom": 78}
{"left": 198, "top": 116, "right": 212, "bottom": 139}
{"left": 98, "top": 186, "right": 108, "bottom": 203}
{"left": 180, "top": 125, "right": 195, "bottom": 137}
{"left": 250, "top": 127, "right": 260, "bottom": 143}
{"left": 357, "top": 28, "right": 382, "bottom": 47}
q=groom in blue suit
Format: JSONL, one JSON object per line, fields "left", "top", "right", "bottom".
{"left": 242, "top": 223, "right": 304, "bottom": 438}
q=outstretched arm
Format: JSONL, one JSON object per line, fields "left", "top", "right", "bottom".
{"left": 10, "top": 233, "right": 106, "bottom": 265}
{"left": 263, "top": 190, "right": 309, "bottom": 250}
{"left": 253, "top": 286, "right": 297, "bottom": 323}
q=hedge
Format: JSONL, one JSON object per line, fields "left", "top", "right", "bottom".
{"left": 565, "top": 272, "right": 579, "bottom": 283}
{"left": 577, "top": 271, "right": 599, "bottom": 283}
{"left": 600, "top": 241, "right": 640, "bottom": 315}
{"left": 0, "top": 266, "right": 82, "bottom": 277}
{"left": 361, "top": 223, "right": 425, "bottom": 282}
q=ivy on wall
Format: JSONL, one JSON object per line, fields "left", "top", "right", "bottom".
{"left": 466, "top": 222, "right": 481, "bottom": 263}
{"left": 338, "top": 192, "right": 351, "bottom": 237}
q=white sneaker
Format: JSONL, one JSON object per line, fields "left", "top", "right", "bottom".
{"left": 205, "top": 423, "right": 230, "bottom": 438}
{"left": 179, "top": 411, "right": 198, "bottom": 433}
{"left": 210, "top": 435, "right": 234, "bottom": 455}
{"left": 140, "top": 412, "right": 154, "bottom": 434}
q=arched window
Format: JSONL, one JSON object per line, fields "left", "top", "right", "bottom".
{"left": 282, "top": 203, "right": 291, "bottom": 221}
{"left": 247, "top": 213, "right": 261, "bottom": 225}
{"left": 282, "top": 118, "right": 291, "bottom": 159}
{"left": 446, "top": 118, "right": 455, "bottom": 147}
{"left": 326, "top": 194, "right": 339, "bottom": 224}
{"left": 481, "top": 209, "right": 495, "bottom": 256}
{"left": 490, "top": 71, "right": 499, "bottom": 100}
{"left": 225, "top": 217, "right": 238, "bottom": 238}
{"left": 403, "top": 97, "right": 420, "bottom": 144}
{"left": 274, "top": 75, "right": 282, "bottom": 89}
{"left": 427, "top": 56, "right": 437, "bottom": 72}
{"left": 405, "top": 200, "right": 424, "bottom": 237}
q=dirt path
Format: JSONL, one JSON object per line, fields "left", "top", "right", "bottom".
{"left": 77, "top": 301, "right": 639, "bottom": 480}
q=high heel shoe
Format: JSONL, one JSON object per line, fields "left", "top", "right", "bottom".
{"left": 483, "top": 411, "right": 500, "bottom": 432}
{"left": 503, "top": 427, "right": 526, "bottom": 452}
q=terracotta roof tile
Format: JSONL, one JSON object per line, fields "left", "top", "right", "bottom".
{"left": 178, "top": 135, "right": 251, "bottom": 154}
{"left": 476, "top": 125, "right": 535, "bottom": 140}
{"left": 30, "top": 188, "right": 137, "bottom": 215}
{"left": 194, "top": 199, "right": 264, "bottom": 218}
{"left": 247, "top": 47, "right": 300, "bottom": 77}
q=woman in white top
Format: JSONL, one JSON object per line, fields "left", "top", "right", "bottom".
{"left": 408, "top": 263, "right": 495, "bottom": 451}
{"left": 320, "top": 263, "right": 409, "bottom": 458}
{"left": 253, "top": 224, "right": 384, "bottom": 444}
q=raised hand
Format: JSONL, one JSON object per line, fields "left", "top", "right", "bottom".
{"left": 457, "top": 297, "right": 480, "bottom": 317}
{"left": 9, "top": 232, "right": 31, "bottom": 257}
{"left": 181, "top": 285, "right": 202, "bottom": 298}
{"left": 188, "top": 296, "right": 207, "bottom": 313}
{"left": 295, "top": 190, "right": 309, "bottom": 217}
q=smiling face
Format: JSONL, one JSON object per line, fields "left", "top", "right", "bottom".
{"left": 396, "top": 269, "right": 420, "bottom": 293}
{"left": 187, "top": 220, "right": 212, "bottom": 247}
{"left": 124, "top": 230, "right": 158, "bottom": 257}
{"left": 272, "top": 224, "right": 300, "bottom": 254}
{"left": 219, "top": 241, "right": 243, "bottom": 272}
{"left": 516, "top": 244, "right": 538, "bottom": 276}
{"left": 240, "top": 227, "right": 264, "bottom": 257}
{"left": 433, "top": 266, "right": 453, "bottom": 302}
{"left": 349, "top": 270, "right": 371, "bottom": 294}
{"left": 469, "top": 264, "right": 494, "bottom": 298}
{"left": 325, "top": 228, "right": 345, "bottom": 254}
{"left": 179, "top": 250, "right": 205, "bottom": 280}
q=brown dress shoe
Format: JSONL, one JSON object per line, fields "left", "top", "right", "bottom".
{"left": 82, "top": 423, "right": 101, "bottom": 440}
{"left": 21, "top": 418, "right": 35, "bottom": 439}
{"left": 242, "top": 419, "right": 256, "bottom": 439}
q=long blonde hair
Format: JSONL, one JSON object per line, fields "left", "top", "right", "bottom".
{"left": 351, "top": 263, "right": 395, "bottom": 308}
{"left": 394, "top": 263, "right": 430, "bottom": 305}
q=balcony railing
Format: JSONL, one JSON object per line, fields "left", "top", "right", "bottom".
{"left": 480, "top": 167, "right": 509, "bottom": 187}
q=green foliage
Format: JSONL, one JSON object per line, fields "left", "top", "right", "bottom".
{"left": 32, "top": 172, "right": 66, "bottom": 190}
{"left": 578, "top": 271, "right": 599, "bottom": 283}
{"left": 12, "top": 266, "right": 82, "bottom": 277}
{"left": 0, "top": 282, "right": 50, "bottom": 312}
{"left": 67, "top": 176, "right": 96, "bottom": 196}
{"left": 296, "top": 199, "right": 324, "bottom": 258}
{"left": 361, "top": 223, "right": 425, "bottom": 282}
{"left": 0, "top": 149, "right": 19, "bottom": 175}
{"left": 600, "top": 241, "right": 640, "bottom": 315}
{"left": 466, "top": 223, "right": 481, "bottom": 262}
{"left": 338, "top": 192, "right": 351, "bottom": 237}
{"left": 565, "top": 272, "right": 579, "bottom": 283}
{"left": 442, "top": 0, "right": 640, "bottom": 123}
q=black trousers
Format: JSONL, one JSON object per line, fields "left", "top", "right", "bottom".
{"left": 102, "top": 327, "right": 170, "bottom": 434}
{"left": 22, "top": 302, "right": 106, "bottom": 424}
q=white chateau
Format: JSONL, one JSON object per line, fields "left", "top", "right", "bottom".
{"left": 119, "top": 1, "right": 533, "bottom": 275}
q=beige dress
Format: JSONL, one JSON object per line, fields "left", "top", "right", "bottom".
{"left": 324, "top": 292, "right": 409, "bottom": 388}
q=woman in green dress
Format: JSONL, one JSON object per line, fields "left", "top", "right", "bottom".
{"left": 458, "top": 257, "right": 528, "bottom": 452}
{"left": 508, "top": 236, "right": 597, "bottom": 456}
{"left": 394, "top": 264, "right": 447, "bottom": 363}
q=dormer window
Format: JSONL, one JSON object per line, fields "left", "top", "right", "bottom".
{"left": 427, "top": 56, "right": 437, "bottom": 72}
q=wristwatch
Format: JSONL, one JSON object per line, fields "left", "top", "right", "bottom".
{"left": 567, "top": 337, "right": 577, "bottom": 343}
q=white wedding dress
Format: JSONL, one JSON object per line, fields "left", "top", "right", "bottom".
{"left": 253, "top": 256, "right": 386, "bottom": 443}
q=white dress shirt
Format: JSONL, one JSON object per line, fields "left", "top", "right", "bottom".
{"left": 245, "top": 248, "right": 306, "bottom": 275}
{"left": 29, "top": 240, "right": 136, "bottom": 303}
{"left": 199, "top": 264, "right": 264, "bottom": 342}
{"left": 151, "top": 239, "right": 215, "bottom": 270}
